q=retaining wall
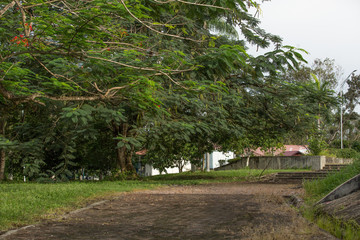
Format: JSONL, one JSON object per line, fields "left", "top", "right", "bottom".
{"left": 215, "top": 156, "right": 352, "bottom": 171}
{"left": 325, "top": 157, "right": 353, "bottom": 165}
{"left": 316, "top": 173, "right": 360, "bottom": 205}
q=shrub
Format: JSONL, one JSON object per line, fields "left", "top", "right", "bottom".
{"left": 308, "top": 137, "right": 328, "bottom": 155}
{"left": 329, "top": 148, "right": 359, "bottom": 159}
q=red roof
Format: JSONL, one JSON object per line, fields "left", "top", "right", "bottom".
{"left": 135, "top": 149, "right": 147, "bottom": 156}
{"left": 252, "top": 145, "right": 308, "bottom": 156}
{"left": 282, "top": 151, "right": 304, "bottom": 156}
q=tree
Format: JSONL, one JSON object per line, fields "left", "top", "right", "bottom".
{"left": 0, "top": 0, "right": 287, "bottom": 178}
{"left": 0, "top": 1, "right": 337, "bottom": 180}
{"left": 280, "top": 58, "right": 341, "bottom": 146}
{"left": 284, "top": 58, "right": 343, "bottom": 88}
{"left": 335, "top": 73, "right": 360, "bottom": 148}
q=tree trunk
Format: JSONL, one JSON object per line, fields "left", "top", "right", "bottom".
{"left": 202, "top": 155, "right": 205, "bottom": 171}
{"left": 112, "top": 122, "right": 135, "bottom": 174}
{"left": 0, "top": 149, "right": 5, "bottom": 181}
{"left": 0, "top": 119, "right": 5, "bottom": 181}
{"left": 125, "top": 147, "right": 135, "bottom": 173}
{"left": 246, "top": 155, "right": 251, "bottom": 167}
{"left": 116, "top": 146, "right": 126, "bottom": 172}
{"left": 177, "top": 161, "right": 183, "bottom": 173}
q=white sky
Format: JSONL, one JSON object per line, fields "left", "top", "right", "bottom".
{"left": 246, "top": 0, "right": 360, "bottom": 83}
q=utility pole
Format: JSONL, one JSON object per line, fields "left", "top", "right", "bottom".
{"left": 340, "top": 70, "right": 357, "bottom": 149}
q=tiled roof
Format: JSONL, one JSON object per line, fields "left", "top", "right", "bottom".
{"left": 252, "top": 145, "right": 308, "bottom": 156}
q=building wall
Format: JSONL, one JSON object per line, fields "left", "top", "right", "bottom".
{"left": 151, "top": 162, "right": 192, "bottom": 176}
{"left": 210, "top": 151, "right": 235, "bottom": 169}
{"left": 144, "top": 151, "right": 236, "bottom": 176}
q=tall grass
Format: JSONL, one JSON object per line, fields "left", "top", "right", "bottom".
{"left": 302, "top": 159, "right": 360, "bottom": 239}
{"left": 303, "top": 159, "right": 360, "bottom": 201}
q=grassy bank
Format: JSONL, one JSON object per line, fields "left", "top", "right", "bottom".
{"left": 303, "top": 159, "right": 360, "bottom": 201}
{"left": 302, "top": 208, "right": 360, "bottom": 240}
{"left": 0, "top": 168, "right": 303, "bottom": 232}
{"left": 302, "top": 159, "right": 360, "bottom": 240}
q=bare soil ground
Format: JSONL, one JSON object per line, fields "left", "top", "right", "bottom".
{"left": 1, "top": 182, "right": 337, "bottom": 240}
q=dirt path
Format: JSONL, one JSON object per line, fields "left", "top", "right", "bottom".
{"left": 2, "top": 183, "right": 336, "bottom": 240}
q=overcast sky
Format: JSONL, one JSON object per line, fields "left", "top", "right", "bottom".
{"left": 246, "top": 0, "right": 360, "bottom": 84}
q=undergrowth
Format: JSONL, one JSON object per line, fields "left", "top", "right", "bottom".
{"left": 301, "top": 206, "right": 360, "bottom": 240}
{"left": 302, "top": 158, "right": 360, "bottom": 239}
{"left": 303, "top": 159, "right": 360, "bottom": 201}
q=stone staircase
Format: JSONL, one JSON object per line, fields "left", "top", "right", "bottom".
{"left": 320, "top": 164, "right": 349, "bottom": 172}
{"left": 272, "top": 164, "right": 349, "bottom": 184}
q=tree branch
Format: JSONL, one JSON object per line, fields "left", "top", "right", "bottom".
{"left": 86, "top": 41, "right": 148, "bottom": 52}
{"left": 119, "top": 0, "right": 203, "bottom": 43}
{"left": 86, "top": 55, "right": 159, "bottom": 71}
{"left": 160, "top": 71, "right": 190, "bottom": 90}
{"left": 105, "top": 80, "right": 139, "bottom": 97}
{"left": 22, "top": 0, "right": 61, "bottom": 9}
{"left": 0, "top": 63, "right": 15, "bottom": 82}
{"left": 0, "top": 82, "right": 107, "bottom": 104}
{"left": 14, "top": 0, "right": 30, "bottom": 37}
{"left": 153, "top": 0, "right": 232, "bottom": 11}
{"left": 32, "top": 55, "right": 95, "bottom": 95}
{"left": 0, "top": 1, "right": 16, "bottom": 18}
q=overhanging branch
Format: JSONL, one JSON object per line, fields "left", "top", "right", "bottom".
{"left": 0, "top": 1, "right": 16, "bottom": 18}
{"left": 119, "top": 0, "right": 203, "bottom": 43}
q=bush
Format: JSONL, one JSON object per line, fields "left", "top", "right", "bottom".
{"left": 351, "top": 141, "right": 360, "bottom": 153}
{"left": 330, "top": 139, "right": 351, "bottom": 149}
{"left": 308, "top": 137, "right": 328, "bottom": 155}
{"left": 329, "top": 148, "right": 359, "bottom": 159}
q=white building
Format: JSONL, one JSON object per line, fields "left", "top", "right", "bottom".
{"left": 143, "top": 151, "right": 235, "bottom": 176}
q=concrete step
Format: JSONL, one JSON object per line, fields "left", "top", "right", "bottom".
{"left": 322, "top": 164, "right": 348, "bottom": 171}
{"left": 318, "top": 169, "right": 341, "bottom": 173}
{"left": 276, "top": 176, "right": 327, "bottom": 179}
{"left": 274, "top": 171, "right": 332, "bottom": 183}
{"left": 276, "top": 172, "right": 329, "bottom": 177}
{"left": 268, "top": 164, "right": 350, "bottom": 184}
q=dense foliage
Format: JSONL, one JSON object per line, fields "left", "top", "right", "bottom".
{"left": 0, "top": 0, "right": 338, "bottom": 181}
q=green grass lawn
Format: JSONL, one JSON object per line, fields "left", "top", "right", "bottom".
{"left": 0, "top": 181, "right": 158, "bottom": 231}
{"left": 0, "top": 168, "right": 306, "bottom": 232}
{"left": 145, "top": 168, "right": 302, "bottom": 183}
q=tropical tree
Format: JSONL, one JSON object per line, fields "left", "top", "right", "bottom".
{"left": 335, "top": 73, "right": 360, "bottom": 148}
{"left": 0, "top": 0, "right": 338, "bottom": 180}
{"left": 0, "top": 0, "right": 285, "bottom": 178}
